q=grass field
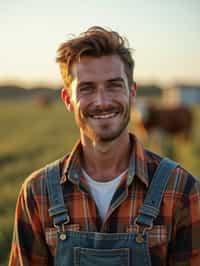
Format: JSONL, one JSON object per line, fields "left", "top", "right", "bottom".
{"left": 0, "top": 100, "right": 199, "bottom": 265}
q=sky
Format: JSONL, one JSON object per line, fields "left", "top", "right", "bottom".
{"left": 0, "top": 0, "right": 200, "bottom": 87}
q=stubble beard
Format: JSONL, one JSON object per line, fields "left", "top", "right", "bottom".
{"left": 75, "top": 103, "right": 131, "bottom": 143}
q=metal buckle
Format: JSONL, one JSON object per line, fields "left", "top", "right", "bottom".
{"left": 53, "top": 215, "right": 70, "bottom": 233}
{"left": 133, "top": 217, "right": 153, "bottom": 233}
{"left": 53, "top": 216, "right": 70, "bottom": 241}
{"left": 133, "top": 218, "right": 153, "bottom": 244}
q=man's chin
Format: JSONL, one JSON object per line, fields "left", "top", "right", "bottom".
{"left": 79, "top": 116, "right": 130, "bottom": 143}
{"left": 92, "top": 129, "right": 126, "bottom": 143}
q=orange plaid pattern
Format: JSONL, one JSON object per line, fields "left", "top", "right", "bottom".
{"left": 9, "top": 134, "right": 200, "bottom": 265}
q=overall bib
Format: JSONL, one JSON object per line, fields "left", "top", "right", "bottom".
{"left": 45, "top": 158, "right": 178, "bottom": 266}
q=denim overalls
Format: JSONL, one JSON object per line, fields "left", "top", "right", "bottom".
{"left": 45, "top": 158, "right": 178, "bottom": 266}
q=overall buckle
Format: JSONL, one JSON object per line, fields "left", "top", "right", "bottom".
{"left": 133, "top": 217, "right": 153, "bottom": 244}
{"left": 54, "top": 215, "right": 70, "bottom": 240}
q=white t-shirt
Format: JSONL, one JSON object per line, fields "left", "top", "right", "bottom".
{"left": 82, "top": 168, "right": 128, "bottom": 221}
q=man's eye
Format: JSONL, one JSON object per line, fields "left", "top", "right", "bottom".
{"left": 80, "top": 87, "right": 93, "bottom": 93}
{"left": 108, "top": 83, "right": 123, "bottom": 89}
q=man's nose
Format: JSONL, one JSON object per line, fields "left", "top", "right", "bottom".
{"left": 95, "top": 88, "right": 111, "bottom": 107}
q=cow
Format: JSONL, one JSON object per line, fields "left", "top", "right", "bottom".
{"left": 142, "top": 104, "right": 193, "bottom": 140}
{"left": 35, "top": 95, "right": 53, "bottom": 108}
{"left": 131, "top": 103, "right": 194, "bottom": 160}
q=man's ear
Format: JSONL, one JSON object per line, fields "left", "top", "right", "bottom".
{"left": 131, "top": 82, "right": 137, "bottom": 96}
{"left": 130, "top": 82, "right": 137, "bottom": 106}
{"left": 61, "top": 88, "right": 74, "bottom": 112}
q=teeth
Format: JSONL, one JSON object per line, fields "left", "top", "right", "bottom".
{"left": 92, "top": 112, "right": 117, "bottom": 119}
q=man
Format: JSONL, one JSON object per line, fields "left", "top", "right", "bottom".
{"left": 9, "top": 26, "right": 200, "bottom": 265}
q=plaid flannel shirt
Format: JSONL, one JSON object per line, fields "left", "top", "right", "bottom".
{"left": 9, "top": 134, "right": 200, "bottom": 266}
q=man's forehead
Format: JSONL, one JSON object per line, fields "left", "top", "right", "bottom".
{"left": 71, "top": 55, "right": 126, "bottom": 82}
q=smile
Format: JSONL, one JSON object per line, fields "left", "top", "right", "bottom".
{"left": 89, "top": 111, "right": 120, "bottom": 119}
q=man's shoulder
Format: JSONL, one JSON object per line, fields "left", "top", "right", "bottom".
{"left": 22, "top": 154, "right": 70, "bottom": 192}
{"left": 145, "top": 149, "right": 199, "bottom": 196}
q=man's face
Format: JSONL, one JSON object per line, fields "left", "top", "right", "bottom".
{"left": 66, "top": 55, "right": 136, "bottom": 142}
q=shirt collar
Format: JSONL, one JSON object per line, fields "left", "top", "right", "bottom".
{"left": 60, "top": 139, "right": 82, "bottom": 184}
{"left": 61, "top": 134, "right": 149, "bottom": 187}
{"left": 127, "top": 134, "right": 149, "bottom": 187}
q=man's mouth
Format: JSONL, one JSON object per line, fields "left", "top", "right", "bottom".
{"left": 88, "top": 110, "right": 120, "bottom": 119}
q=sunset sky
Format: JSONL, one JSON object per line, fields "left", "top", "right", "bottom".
{"left": 0, "top": 0, "right": 200, "bottom": 87}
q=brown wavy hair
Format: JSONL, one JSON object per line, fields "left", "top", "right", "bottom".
{"left": 56, "top": 26, "right": 135, "bottom": 89}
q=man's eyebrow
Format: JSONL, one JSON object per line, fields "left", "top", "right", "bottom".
{"left": 77, "top": 81, "right": 94, "bottom": 87}
{"left": 107, "top": 77, "right": 125, "bottom": 83}
{"left": 77, "top": 78, "right": 125, "bottom": 87}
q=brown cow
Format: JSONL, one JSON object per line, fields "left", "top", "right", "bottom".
{"left": 143, "top": 104, "right": 193, "bottom": 140}
{"left": 35, "top": 95, "right": 53, "bottom": 108}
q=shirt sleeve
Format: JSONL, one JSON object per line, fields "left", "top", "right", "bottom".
{"left": 9, "top": 176, "right": 53, "bottom": 266}
{"left": 169, "top": 173, "right": 200, "bottom": 265}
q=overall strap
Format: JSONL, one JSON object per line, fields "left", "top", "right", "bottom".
{"left": 135, "top": 157, "right": 178, "bottom": 227}
{"left": 45, "top": 159, "right": 70, "bottom": 226}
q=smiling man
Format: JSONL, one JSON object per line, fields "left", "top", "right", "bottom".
{"left": 9, "top": 26, "right": 200, "bottom": 266}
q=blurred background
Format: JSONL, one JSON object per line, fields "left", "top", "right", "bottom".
{"left": 0, "top": 0, "right": 200, "bottom": 264}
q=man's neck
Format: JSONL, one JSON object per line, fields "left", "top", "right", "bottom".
{"left": 80, "top": 132, "right": 131, "bottom": 182}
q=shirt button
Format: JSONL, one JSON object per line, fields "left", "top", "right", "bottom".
{"left": 60, "top": 233, "right": 67, "bottom": 240}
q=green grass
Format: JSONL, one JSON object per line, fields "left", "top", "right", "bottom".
{"left": 0, "top": 100, "right": 199, "bottom": 265}
{"left": 0, "top": 100, "right": 79, "bottom": 265}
